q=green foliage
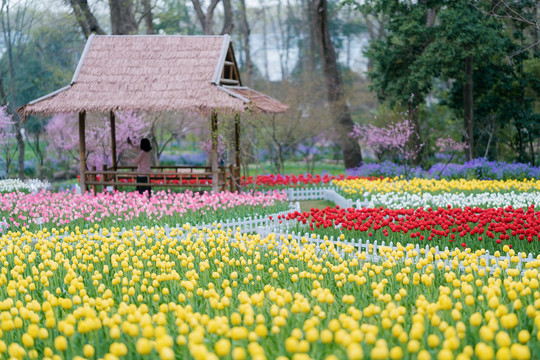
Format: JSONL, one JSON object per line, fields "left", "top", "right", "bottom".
{"left": 364, "top": 0, "right": 438, "bottom": 107}
{"left": 0, "top": 9, "right": 84, "bottom": 177}
{"left": 154, "top": 0, "right": 200, "bottom": 35}
{"left": 0, "top": 10, "right": 83, "bottom": 108}
{"left": 359, "top": 0, "right": 540, "bottom": 164}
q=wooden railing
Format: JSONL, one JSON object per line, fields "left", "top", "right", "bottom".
{"left": 83, "top": 165, "right": 231, "bottom": 191}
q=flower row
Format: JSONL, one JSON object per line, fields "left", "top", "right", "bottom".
{"left": 358, "top": 191, "right": 540, "bottom": 209}
{"left": 0, "top": 178, "right": 51, "bottom": 193}
{"left": 347, "top": 158, "right": 540, "bottom": 180}
{"left": 0, "top": 225, "right": 537, "bottom": 360}
{"left": 283, "top": 205, "right": 540, "bottom": 253}
{"left": 334, "top": 178, "right": 540, "bottom": 199}
{"left": 240, "top": 174, "right": 378, "bottom": 188}
{"left": 0, "top": 190, "right": 288, "bottom": 231}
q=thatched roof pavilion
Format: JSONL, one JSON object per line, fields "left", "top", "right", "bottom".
{"left": 19, "top": 34, "right": 288, "bottom": 192}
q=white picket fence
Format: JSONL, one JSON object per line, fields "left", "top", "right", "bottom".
{"left": 284, "top": 187, "right": 327, "bottom": 200}
{"left": 183, "top": 202, "right": 301, "bottom": 233}
{"left": 284, "top": 187, "right": 370, "bottom": 208}
{"left": 253, "top": 228, "right": 538, "bottom": 275}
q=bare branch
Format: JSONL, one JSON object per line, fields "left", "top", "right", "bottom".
{"left": 474, "top": 1, "right": 539, "bottom": 30}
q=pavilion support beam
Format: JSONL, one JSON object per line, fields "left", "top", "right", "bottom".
{"left": 234, "top": 113, "right": 241, "bottom": 191}
{"left": 211, "top": 111, "right": 219, "bottom": 193}
{"left": 110, "top": 111, "right": 117, "bottom": 170}
{"left": 78, "top": 111, "right": 87, "bottom": 193}
{"left": 110, "top": 111, "right": 117, "bottom": 191}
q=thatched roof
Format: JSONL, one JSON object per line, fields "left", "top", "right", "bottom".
{"left": 18, "top": 35, "right": 288, "bottom": 116}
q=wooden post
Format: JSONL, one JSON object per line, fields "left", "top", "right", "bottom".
{"left": 110, "top": 111, "right": 117, "bottom": 170}
{"left": 211, "top": 111, "right": 219, "bottom": 193}
{"left": 233, "top": 113, "right": 241, "bottom": 191}
{"left": 102, "top": 164, "right": 107, "bottom": 192}
{"left": 78, "top": 111, "right": 87, "bottom": 193}
{"left": 110, "top": 111, "right": 118, "bottom": 191}
{"left": 91, "top": 166, "right": 97, "bottom": 194}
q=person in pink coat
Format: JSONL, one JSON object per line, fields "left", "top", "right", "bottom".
{"left": 127, "top": 137, "right": 152, "bottom": 195}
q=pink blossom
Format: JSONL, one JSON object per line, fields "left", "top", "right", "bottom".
{"left": 46, "top": 112, "right": 150, "bottom": 169}
{"left": 0, "top": 106, "right": 15, "bottom": 145}
{"left": 351, "top": 119, "right": 423, "bottom": 161}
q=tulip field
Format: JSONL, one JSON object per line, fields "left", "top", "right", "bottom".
{"left": 0, "top": 175, "right": 539, "bottom": 359}
{"left": 0, "top": 190, "right": 288, "bottom": 231}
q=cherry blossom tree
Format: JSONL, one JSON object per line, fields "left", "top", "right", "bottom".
{"left": 46, "top": 112, "right": 150, "bottom": 170}
{"left": 351, "top": 117, "right": 423, "bottom": 179}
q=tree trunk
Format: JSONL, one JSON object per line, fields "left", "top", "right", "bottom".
{"left": 239, "top": 0, "right": 253, "bottom": 86}
{"left": 307, "top": 0, "right": 318, "bottom": 72}
{"left": 141, "top": 0, "right": 154, "bottom": 34}
{"left": 260, "top": 2, "right": 269, "bottom": 79}
{"left": 310, "top": 0, "right": 362, "bottom": 168}
{"left": 528, "top": 132, "right": 535, "bottom": 166}
{"left": 69, "top": 0, "right": 106, "bottom": 37}
{"left": 0, "top": 70, "right": 6, "bottom": 105}
{"left": 15, "top": 114, "right": 23, "bottom": 179}
{"left": 69, "top": 0, "right": 90, "bottom": 38}
{"left": 533, "top": 5, "right": 538, "bottom": 54}
{"left": 298, "top": 0, "right": 310, "bottom": 72}
{"left": 1, "top": 2, "right": 24, "bottom": 178}
{"left": 363, "top": 14, "right": 375, "bottom": 73}
{"left": 220, "top": 0, "right": 234, "bottom": 34}
{"left": 109, "top": 0, "right": 138, "bottom": 35}
{"left": 191, "top": 0, "right": 221, "bottom": 35}
{"left": 275, "top": 0, "right": 286, "bottom": 79}
{"left": 464, "top": 55, "right": 474, "bottom": 160}
{"left": 409, "top": 105, "right": 423, "bottom": 165}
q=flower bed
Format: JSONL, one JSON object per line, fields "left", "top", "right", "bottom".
{"left": 0, "top": 178, "right": 51, "bottom": 193}
{"left": 0, "top": 225, "right": 537, "bottom": 359}
{"left": 334, "top": 178, "right": 540, "bottom": 200}
{"left": 0, "top": 189, "right": 288, "bottom": 231}
{"left": 240, "top": 173, "right": 380, "bottom": 188}
{"left": 355, "top": 191, "right": 540, "bottom": 209}
{"left": 347, "top": 158, "right": 540, "bottom": 180}
{"left": 283, "top": 205, "right": 540, "bottom": 253}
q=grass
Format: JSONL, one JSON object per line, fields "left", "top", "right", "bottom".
{"left": 298, "top": 200, "right": 334, "bottom": 213}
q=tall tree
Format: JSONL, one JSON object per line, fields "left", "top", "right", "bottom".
{"left": 67, "top": 0, "right": 139, "bottom": 36}
{"left": 109, "top": 0, "right": 137, "bottom": 34}
{"left": 238, "top": 0, "right": 253, "bottom": 86}
{"left": 191, "top": 0, "right": 233, "bottom": 35}
{"left": 364, "top": 1, "right": 438, "bottom": 164}
{"left": 428, "top": 1, "right": 510, "bottom": 160}
{"left": 363, "top": 0, "right": 538, "bottom": 164}
{"left": 0, "top": 0, "right": 35, "bottom": 179}
{"left": 220, "top": 0, "right": 233, "bottom": 34}
{"left": 67, "top": 0, "right": 105, "bottom": 38}
{"left": 310, "top": 0, "right": 362, "bottom": 168}
{"left": 141, "top": 0, "right": 155, "bottom": 34}
{"left": 16, "top": 11, "right": 83, "bottom": 178}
